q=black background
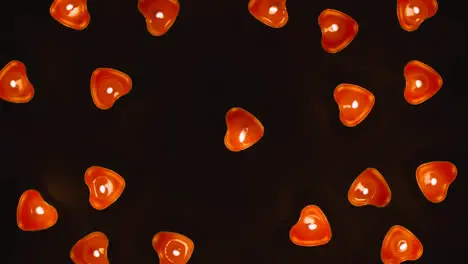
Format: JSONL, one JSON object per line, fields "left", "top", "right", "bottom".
{"left": 4, "top": 0, "right": 468, "bottom": 263}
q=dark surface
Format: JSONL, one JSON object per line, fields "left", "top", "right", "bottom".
{"left": 4, "top": 0, "right": 468, "bottom": 263}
